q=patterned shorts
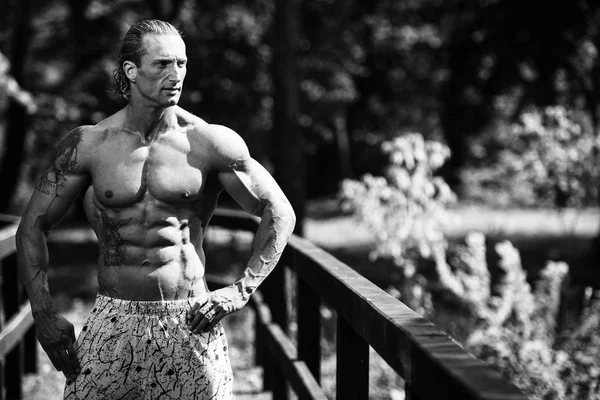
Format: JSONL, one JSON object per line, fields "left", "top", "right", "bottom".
{"left": 63, "top": 294, "right": 233, "bottom": 400}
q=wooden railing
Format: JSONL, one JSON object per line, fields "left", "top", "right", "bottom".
{"left": 211, "top": 208, "right": 527, "bottom": 400}
{"left": 0, "top": 209, "right": 528, "bottom": 399}
{"left": 0, "top": 215, "right": 36, "bottom": 400}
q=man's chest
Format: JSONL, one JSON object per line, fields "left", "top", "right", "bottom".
{"left": 89, "top": 134, "right": 214, "bottom": 207}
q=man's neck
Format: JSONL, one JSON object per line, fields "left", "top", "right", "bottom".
{"left": 124, "top": 99, "right": 176, "bottom": 143}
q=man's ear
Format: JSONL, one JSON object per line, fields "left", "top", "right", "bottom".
{"left": 123, "top": 61, "right": 137, "bottom": 84}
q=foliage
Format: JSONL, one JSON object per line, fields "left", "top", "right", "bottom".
{"left": 463, "top": 106, "right": 600, "bottom": 208}
{"left": 450, "top": 238, "right": 600, "bottom": 400}
{"left": 341, "top": 133, "right": 456, "bottom": 272}
{"left": 3, "top": 0, "right": 600, "bottom": 207}
{"left": 340, "top": 132, "right": 600, "bottom": 398}
{"left": 440, "top": 0, "right": 600, "bottom": 183}
{"left": 0, "top": 51, "right": 37, "bottom": 114}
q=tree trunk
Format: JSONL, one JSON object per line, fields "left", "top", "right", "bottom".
{"left": 271, "top": 0, "right": 305, "bottom": 236}
{"left": 0, "top": 0, "right": 32, "bottom": 213}
{"left": 334, "top": 112, "right": 353, "bottom": 179}
{"left": 146, "top": 0, "right": 186, "bottom": 21}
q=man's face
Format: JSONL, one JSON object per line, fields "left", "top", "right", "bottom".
{"left": 133, "top": 34, "right": 187, "bottom": 107}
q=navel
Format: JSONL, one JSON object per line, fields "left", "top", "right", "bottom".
{"left": 105, "top": 190, "right": 113, "bottom": 199}
{"left": 180, "top": 220, "right": 189, "bottom": 243}
{"left": 181, "top": 191, "right": 190, "bottom": 199}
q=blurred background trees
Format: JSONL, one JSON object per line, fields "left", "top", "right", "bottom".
{"left": 1, "top": 0, "right": 599, "bottom": 216}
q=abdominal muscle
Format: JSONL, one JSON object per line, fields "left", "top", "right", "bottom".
{"left": 89, "top": 198, "right": 210, "bottom": 301}
{"left": 97, "top": 245, "right": 209, "bottom": 301}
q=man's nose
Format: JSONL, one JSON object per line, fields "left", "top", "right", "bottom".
{"left": 168, "top": 66, "right": 183, "bottom": 82}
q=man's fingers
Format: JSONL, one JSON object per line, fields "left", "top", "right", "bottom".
{"left": 188, "top": 302, "right": 200, "bottom": 321}
{"left": 187, "top": 298, "right": 209, "bottom": 322}
{"left": 188, "top": 308, "right": 204, "bottom": 330}
{"left": 205, "top": 309, "right": 226, "bottom": 332}
{"left": 189, "top": 303, "right": 212, "bottom": 330}
{"left": 195, "top": 308, "right": 221, "bottom": 334}
{"left": 49, "top": 349, "right": 67, "bottom": 372}
{"left": 47, "top": 349, "right": 62, "bottom": 371}
{"left": 66, "top": 344, "right": 81, "bottom": 374}
{"left": 59, "top": 349, "right": 77, "bottom": 378}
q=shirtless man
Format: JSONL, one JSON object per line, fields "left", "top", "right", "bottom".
{"left": 16, "top": 20, "right": 295, "bottom": 399}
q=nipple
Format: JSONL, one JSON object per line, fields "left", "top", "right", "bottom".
{"left": 181, "top": 191, "right": 190, "bottom": 199}
{"left": 105, "top": 190, "right": 113, "bottom": 199}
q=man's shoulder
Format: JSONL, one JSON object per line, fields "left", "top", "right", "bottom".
{"left": 62, "top": 123, "right": 108, "bottom": 149}
{"left": 59, "top": 111, "right": 123, "bottom": 155}
{"left": 175, "top": 106, "right": 209, "bottom": 128}
{"left": 57, "top": 124, "right": 98, "bottom": 149}
{"left": 93, "top": 108, "right": 127, "bottom": 131}
{"left": 184, "top": 119, "right": 250, "bottom": 166}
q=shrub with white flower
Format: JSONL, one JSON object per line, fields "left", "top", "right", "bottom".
{"left": 340, "top": 133, "right": 456, "bottom": 275}
{"left": 339, "top": 131, "right": 600, "bottom": 399}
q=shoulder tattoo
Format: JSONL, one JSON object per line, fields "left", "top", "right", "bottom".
{"left": 35, "top": 127, "right": 84, "bottom": 196}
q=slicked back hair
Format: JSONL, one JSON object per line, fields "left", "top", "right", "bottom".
{"left": 113, "top": 20, "right": 182, "bottom": 99}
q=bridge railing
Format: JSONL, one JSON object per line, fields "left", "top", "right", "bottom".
{"left": 0, "top": 209, "right": 528, "bottom": 399}
{"left": 211, "top": 208, "right": 527, "bottom": 400}
{"left": 0, "top": 215, "right": 36, "bottom": 400}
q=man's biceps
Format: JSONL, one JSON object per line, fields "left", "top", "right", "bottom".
{"left": 219, "top": 172, "right": 261, "bottom": 212}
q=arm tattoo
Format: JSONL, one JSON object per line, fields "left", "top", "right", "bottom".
{"left": 35, "top": 127, "right": 84, "bottom": 196}
{"left": 100, "top": 211, "right": 132, "bottom": 266}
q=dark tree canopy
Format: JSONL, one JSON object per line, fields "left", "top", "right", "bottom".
{"left": 0, "top": 0, "right": 599, "bottom": 213}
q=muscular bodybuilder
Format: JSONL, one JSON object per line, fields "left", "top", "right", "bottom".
{"left": 16, "top": 20, "right": 295, "bottom": 399}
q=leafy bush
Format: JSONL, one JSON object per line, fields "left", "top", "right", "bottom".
{"left": 340, "top": 131, "right": 600, "bottom": 399}
{"left": 340, "top": 133, "right": 456, "bottom": 272}
{"left": 463, "top": 106, "right": 600, "bottom": 209}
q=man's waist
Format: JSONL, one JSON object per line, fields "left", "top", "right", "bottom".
{"left": 93, "top": 292, "right": 207, "bottom": 315}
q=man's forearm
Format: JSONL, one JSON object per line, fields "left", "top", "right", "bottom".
{"left": 16, "top": 221, "right": 57, "bottom": 317}
{"left": 233, "top": 201, "right": 296, "bottom": 301}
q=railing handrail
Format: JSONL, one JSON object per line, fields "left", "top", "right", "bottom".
{"left": 211, "top": 208, "right": 527, "bottom": 400}
{"left": 0, "top": 209, "right": 528, "bottom": 399}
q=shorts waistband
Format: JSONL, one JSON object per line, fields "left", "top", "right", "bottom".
{"left": 95, "top": 294, "right": 201, "bottom": 315}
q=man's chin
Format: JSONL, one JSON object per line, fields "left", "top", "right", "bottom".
{"left": 162, "top": 96, "right": 180, "bottom": 107}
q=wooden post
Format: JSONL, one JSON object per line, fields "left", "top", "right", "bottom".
{"left": 261, "top": 262, "right": 290, "bottom": 399}
{"left": 3, "top": 253, "right": 23, "bottom": 399}
{"left": 24, "top": 325, "right": 37, "bottom": 374}
{"left": 297, "top": 277, "right": 321, "bottom": 383}
{"left": 253, "top": 304, "right": 264, "bottom": 367}
{"left": 0, "top": 259, "right": 4, "bottom": 400}
{"left": 405, "top": 382, "right": 425, "bottom": 400}
{"left": 336, "top": 315, "right": 369, "bottom": 400}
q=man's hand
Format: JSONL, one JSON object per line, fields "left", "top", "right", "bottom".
{"left": 187, "top": 286, "right": 247, "bottom": 333}
{"left": 34, "top": 311, "right": 81, "bottom": 380}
